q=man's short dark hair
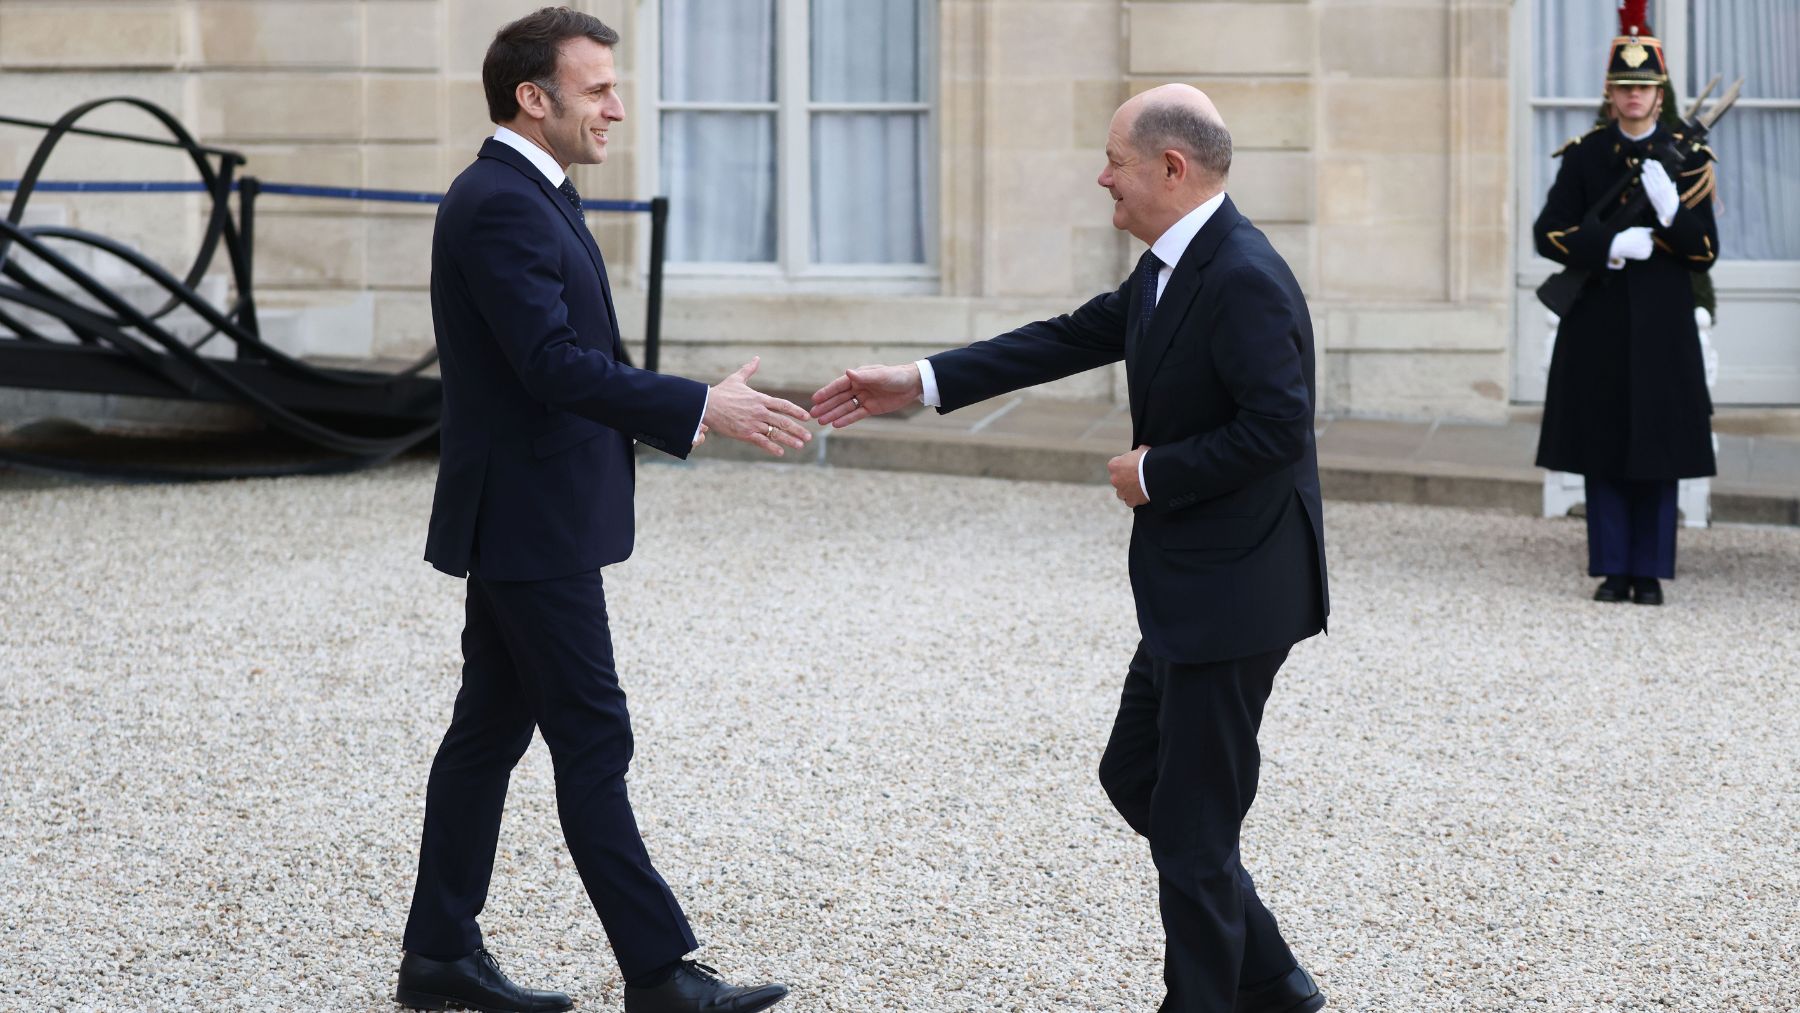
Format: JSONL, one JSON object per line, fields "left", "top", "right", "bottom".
{"left": 1132, "top": 102, "right": 1233, "bottom": 182}
{"left": 483, "top": 6, "right": 619, "bottom": 122}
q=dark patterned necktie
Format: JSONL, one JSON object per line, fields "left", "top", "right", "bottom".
{"left": 557, "top": 177, "right": 585, "bottom": 223}
{"left": 1135, "top": 248, "right": 1162, "bottom": 336}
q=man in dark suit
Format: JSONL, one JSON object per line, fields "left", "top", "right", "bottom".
{"left": 811, "top": 85, "right": 1330, "bottom": 1013}
{"left": 398, "top": 9, "right": 800, "bottom": 1013}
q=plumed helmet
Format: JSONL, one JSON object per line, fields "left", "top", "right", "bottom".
{"left": 1607, "top": 0, "right": 1669, "bottom": 84}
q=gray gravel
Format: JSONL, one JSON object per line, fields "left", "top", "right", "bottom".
{"left": 2, "top": 458, "right": 1797, "bottom": 1012}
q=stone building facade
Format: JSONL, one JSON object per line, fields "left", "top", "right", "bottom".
{"left": 0, "top": 0, "right": 1791, "bottom": 423}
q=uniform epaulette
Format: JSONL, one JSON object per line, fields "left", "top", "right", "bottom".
{"left": 1552, "top": 125, "right": 1606, "bottom": 158}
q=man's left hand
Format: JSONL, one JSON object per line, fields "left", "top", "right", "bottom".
{"left": 1108, "top": 445, "right": 1150, "bottom": 507}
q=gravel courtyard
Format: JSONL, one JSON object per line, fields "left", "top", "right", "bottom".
{"left": 2, "top": 458, "right": 1796, "bottom": 1012}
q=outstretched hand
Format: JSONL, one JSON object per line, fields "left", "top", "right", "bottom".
{"left": 704, "top": 357, "right": 813, "bottom": 457}
{"left": 809, "top": 363, "right": 923, "bottom": 429}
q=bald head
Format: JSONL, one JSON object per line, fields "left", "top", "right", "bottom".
{"left": 1099, "top": 84, "right": 1233, "bottom": 244}
{"left": 1122, "top": 84, "right": 1232, "bottom": 186}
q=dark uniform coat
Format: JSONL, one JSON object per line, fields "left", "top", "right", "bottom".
{"left": 1533, "top": 121, "right": 1718, "bottom": 481}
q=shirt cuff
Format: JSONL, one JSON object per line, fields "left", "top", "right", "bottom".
{"left": 916, "top": 359, "right": 941, "bottom": 408}
{"left": 1136, "top": 448, "right": 1151, "bottom": 502}
{"left": 692, "top": 388, "right": 709, "bottom": 443}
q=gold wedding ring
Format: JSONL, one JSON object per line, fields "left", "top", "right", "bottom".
{"left": 851, "top": 396, "right": 861, "bottom": 409}
{"left": 765, "top": 423, "right": 775, "bottom": 438}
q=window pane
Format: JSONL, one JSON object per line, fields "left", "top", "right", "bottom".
{"left": 810, "top": 0, "right": 921, "bottom": 103}
{"left": 1705, "top": 109, "right": 1800, "bottom": 260}
{"left": 811, "top": 113, "right": 925, "bottom": 264}
{"left": 662, "top": 0, "right": 776, "bottom": 103}
{"left": 1533, "top": 0, "right": 1623, "bottom": 98}
{"left": 663, "top": 112, "right": 777, "bottom": 263}
{"left": 1690, "top": 0, "right": 1800, "bottom": 99}
{"left": 1690, "top": 0, "right": 1800, "bottom": 259}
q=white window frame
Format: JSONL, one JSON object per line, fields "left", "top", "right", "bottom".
{"left": 1510, "top": 0, "right": 1800, "bottom": 405}
{"left": 636, "top": 0, "right": 939, "bottom": 294}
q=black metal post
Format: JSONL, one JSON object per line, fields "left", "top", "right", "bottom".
{"left": 235, "top": 175, "right": 261, "bottom": 359}
{"left": 646, "top": 195, "right": 668, "bottom": 374}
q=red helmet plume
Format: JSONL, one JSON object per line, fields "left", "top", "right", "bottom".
{"left": 1617, "top": 0, "right": 1651, "bottom": 38}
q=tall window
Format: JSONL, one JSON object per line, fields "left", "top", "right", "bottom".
{"left": 1528, "top": 1, "right": 1799, "bottom": 261}
{"left": 653, "top": 0, "right": 933, "bottom": 277}
{"left": 1688, "top": 2, "right": 1799, "bottom": 261}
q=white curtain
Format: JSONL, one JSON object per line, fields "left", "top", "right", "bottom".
{"left": 660, "top": 0, "right": 926, "bottom": 267}
{"left": 1691, "top": 0, "right": 1800, "bottom": 260}
{"left": 810, "top": 0, "right": 925, "bottom": 264}
{"left": 661, "top": 0, "right": 778, "bottom": 262}
{"left": 1530, "top": 0, "right": 1617, "bottom": 209}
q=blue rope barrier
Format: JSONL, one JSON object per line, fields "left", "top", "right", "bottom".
{"left": 1, "top": 179, "right": 656, "bottom": 213}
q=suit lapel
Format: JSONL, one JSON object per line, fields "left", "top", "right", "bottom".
{"left": 1129, "top": 196, "right": 1243, "bottom": 432}
{"left": 477, "top": 140, "right": 622, "bottom": 353}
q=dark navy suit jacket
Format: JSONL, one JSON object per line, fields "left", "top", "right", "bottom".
{"left": 424, "top": 139, "right": 706, "bottom": 581}
{"left": 929, "top": 197, "right": 1329, "bottom": 664}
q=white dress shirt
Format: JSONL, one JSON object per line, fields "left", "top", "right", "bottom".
{"left": 491, "top": 127, "right": 709, "bottom": 441}
{"left": 917, "top": 191, "right": 1228, "bottom": 501}
{"left": 493, "top": 125, "right": 566, "bottom": 186}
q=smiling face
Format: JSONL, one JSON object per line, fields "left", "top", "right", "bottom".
{"left": 1097, "top": 104, "right": 1163, "bottom": 245}
{"left": 536, "top": 37, "right": 625, "bottom": 167}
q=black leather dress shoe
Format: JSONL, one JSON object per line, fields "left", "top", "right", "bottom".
{"left": 1593, "top": 576, "right": 1630, "bottom": 602}
{"left": 395, "top": 948, "right": 573, "bottom": 1012}
{"left": 623, "top": 960, "right": 788, "bottom": 1013}
{"left": 1631, "top": 577, "right": 1664, "bottom": 606}
{"left": 1236, "top": 964, "right": 1325, "bottom": 1013}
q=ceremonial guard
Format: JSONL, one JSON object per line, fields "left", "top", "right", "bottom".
{"left": 1533, "top": 1, "right": 1719, "bottom": 606}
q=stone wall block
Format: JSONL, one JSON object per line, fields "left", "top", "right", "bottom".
{"left": 367, "top": 1, "right": 443, "bottom": 71}
{"left": 1457, "top": 3, "right": 1512, "bottom": 80}
{"left": 1318, "top": 223, "right": 1447, "bottom": 301}
{"left": 991, "top": 152, "right": 1109, "bottom": 229}
{"left": 1451, "top": 80, "right": 1509, "bottom": 155}
{"left": 1136, "top": 79, "right": 1313, "bottom": 150}
{"left": 1229, "top": 150, "right": 1314, "bottom": 224}
{"left": 1323, "top": 81, "right": 1448, "bottom": 155}
{"left": 1129, "top": 4, "right": 1313, "bottom": 76}
{"left": 1073, "top": 80, "right": 1128, "bottom": 149}
{"left": 988, "top": 226, "right": 1075, "bottom": 298}
{"left": 0, "top": 5, "right": 183, "bottom": 68}
{"left": 445, "top": 80, "right": 498, "bottom": 149}
{"left": 1318, "top": 158, "right": 1372, "bottom": 225}
{"left": 1367, "top": 154, "right": 1449, "bottom": 225}
{"left": 195, "top": 1, "right": 361, "bottom": 68}
{"left": 255, "top": 214, "right": 367, "bottom": 288}
{"left": 1258, "top": 223, "right": 1314, "bottom": 292}
{"left": 364, "top": 143, "right": 450, "bottom": 198}
{"left": 365, "top": 215, "right": 433, "bottom": 288}
{"left": 992, "top": 1, "right": 1122, "bottom": 80}
{"left": 1071, "top": 224, "right": 1132, "bottom": 295}
{"left": 1328, "top": 347, "right": 1509, "bottom": 421}
{"left": 446, "top": 0, "right": 514, "bottom": 76}
{"left": 198, "top": 76, "right": 366, "bottom": 142}
{"left": 365, "top": 77, "right": 442, "bottom": 143}
{"left": 1319, "top": 5, "right": 1448, "bottom": 78}
{"left": 988, "top": 80, "right": 1075, "bottom": 151}
{"left": 373, "top": 291, "right": 435, "bottom": 358}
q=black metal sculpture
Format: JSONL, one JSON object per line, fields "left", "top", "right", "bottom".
{"left": 0, "top": 97, "right": 441, "bottom": 479}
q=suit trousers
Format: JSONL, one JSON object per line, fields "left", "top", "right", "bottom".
{"left": 1098, "top": 643, "right": 1298, "bottom": 1013}
{"left": 403, "top": 570, "right": 697, "bottom": 979}
{"left": 1584, "top": 475, "right": 1678, "bottom": 579}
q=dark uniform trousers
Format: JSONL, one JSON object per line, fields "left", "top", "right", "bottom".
{"left": 1099, "top": 643, "right": 1299, "bottom": 1013}
{"left": 403, "top": 570, "right": 697, "bottom": 979}
{"left": 1584, "top": 475, "right": 1678, "bottom": 579}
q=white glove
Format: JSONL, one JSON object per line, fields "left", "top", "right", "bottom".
{"left": 1607, "top": 226, "right": 1654, "bottom": 269}
{"left": 1641, "top": 160, "right": 1680, "bottom": 226}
